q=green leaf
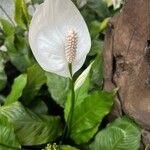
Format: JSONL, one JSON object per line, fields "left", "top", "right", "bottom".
{"left": 0, "top": 102, "right": 62, "bottom": 145}
{"left": 0, "top": 19, "right": 33, "bottom": 72}
{"left": 90, "top": 54, "right": 103, "bottom": 90}
{"left": 5, "top": 74, "right": 27, "bottom": 105}
{"left": 87, "top": 0, "right": 110, "bottom": 18}
{"left": 0, "top": 114, "right": 21, "bottom": 150}
{"left": 61, "top": 145, "right": 79, "bottom": 150}
{"left": 46, "top": 73, "right": 70, "bottom": 107}
{"left": 90, "top": 117, "right": 141, "bottom": 150}
{"left": 0, "top": 18, "right": 15, "bottom": 36}
{"left": 14, "top": 0, "right": 31, "bottom": 29}
{"left": 0, "top": 54, "right": 7, "bottom": 92}
{"left": 100, "top": 18, "right": 110, "bottom": 32}
{"left": 22, "top": 64, "right": 46, "bottom": 105}
{"left": 89, "top": 40, "right": 103, "bottom": 56}
{"left": 28, "top": 99, "right": 48, "bottom": 115}
{"left": 8, "top": 35, "right": 34, "bottom": 72}
{"left": 70, "top": 91, "right": 114, "bottom": 144}
{"left": 89, "top": 21, "right": 101, "bottom": 38}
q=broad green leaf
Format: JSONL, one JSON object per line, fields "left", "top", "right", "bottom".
{"left": 0, "top": 114, "right": 21, "bottom": 150}
{"left": 8, "top": 35, "right": 34, "bottom": 72}
{"left": 61, "top": 145, "right": 79, "bottom": 150}
{"left": 14, "top": 0, "right": 31, "bottom": 29}
{"left": 22, "top": 64, "right": 46, "bottom": 105}
{"left": 0, "top": 102, "right": 62, "bottom": 145}
{"left": 5, "top": 74, "right": 27, "bottom": 105}
{"left": 0, "top": 54, "right": 7, "bottom": 91}
{"left": 0, "top": 19, "right": 33, "bottom": 71}
{"left": 87, "top": 0, "right": 110, "bottom": 18}
{"left": 46, "top": 72, "right": 70, "bottom": 107}
{"left": 70, "top": 91, "right": 114, "bottom": 144}
{"left": 90, "top": 117, "right": 141, "bottom": 150}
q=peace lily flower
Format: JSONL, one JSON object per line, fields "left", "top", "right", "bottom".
{"left": 29, "top": 0, "right": 91, "bottom": 78}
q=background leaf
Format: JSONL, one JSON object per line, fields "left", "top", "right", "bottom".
{"left": 90, "top": 117, "right": 141, "bottom": 150}
{"left": 46, "top": 72, "right": 70, "bottom": 107}
{"left": 0, "top": 114, "right": 21, "bottom": 150}
{"left": 14, "top": 0, "right": 31, "bottom": 29}
{"left": 87, "top": 0, "right": 110, "bottom": 18}
{"left": 70, "top": 91, "right": 114, "bottom": 144}
{"left": 22, "top": 63, "right": 46, "bottom": 105}
{"left": 5, "top": 74, "right": 27, "bottom": 105}
{"left": 0, "top": 102, "right": 62, "bottom": 145}
{"left": 0, "top": 19, "right": 33, "bottom": 72}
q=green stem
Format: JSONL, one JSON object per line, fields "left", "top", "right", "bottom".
{"left": 61, "top": 63, "right": 75, "bottom": 142}
{"left": 66, "top": 63, "right": 75, "bottom": 137}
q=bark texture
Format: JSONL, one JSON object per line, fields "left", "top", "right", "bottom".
{"left": 103, "top": 0, "right": 150, "bottom": 146}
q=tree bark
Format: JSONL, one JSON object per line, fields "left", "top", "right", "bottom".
{"left": 103, "top": 0, "right": 150, "bottom": 147}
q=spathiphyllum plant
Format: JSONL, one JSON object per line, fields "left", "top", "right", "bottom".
{"left": 29, "top": 0, "right": 91, "bottom": 142}
{"left": 0, "top": 0, "right": 142, "bottom": 149}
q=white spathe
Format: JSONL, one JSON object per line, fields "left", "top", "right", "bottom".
{"left": 74, "top": 61, "right": 93, "bottom": 91}
{"left": 29, "top": 0, "right": 91, "bottom": 77}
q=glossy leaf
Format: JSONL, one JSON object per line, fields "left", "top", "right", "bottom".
{"left": 0, "top": 114, "right": 21, "bottom": 150}
{"left": 46, "top": 72, "right": 70, "bottom": 107}
{"left": 70, "top": 91, "right": 114, "bottom": 144}
{"left": 14, "top": 0, "right": 31, "bottom": 29}
{"left": 5, "top": 74, "right": 27, "bottom": 105}
{"left": 90, "top": 117, "right": 141, "bottom": 150}
{"left": 0, "top": 102, "right": 62, "bottom": 145}
{"left": 22, "top": 64, "right": 46, "bottom": 105}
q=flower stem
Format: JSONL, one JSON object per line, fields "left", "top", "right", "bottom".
{"left": 67, "top": 63, "right": 75, "bottom": 137}
{"left": 61, "top": 63, "right": 75, "bottom": 142}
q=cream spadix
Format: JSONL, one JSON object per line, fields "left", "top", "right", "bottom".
{"left": 29, "top": 0, "right": 91, "bottom": 77}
